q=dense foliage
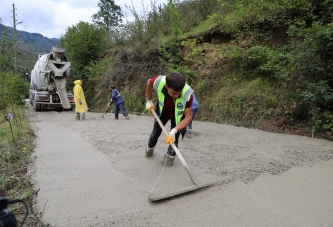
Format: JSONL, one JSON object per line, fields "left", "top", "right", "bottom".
{"left": 0, "top": 29, "right": 14, "bottom": 71}
{"left": 0, "top": 72, "right": 30, "bottom": 111}
{"left": 59, "top": 22, "right": 109, "bottom": 75}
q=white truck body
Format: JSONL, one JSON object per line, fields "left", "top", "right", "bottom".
{"left": 29, "top": 47, "right": 74, "bottom": 111}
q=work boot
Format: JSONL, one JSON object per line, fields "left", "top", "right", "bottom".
{"left": 80, "top": 113, "right": 85, "bottom": 120}
{"left": 126, "top": 115, "right": 130, "bottom": 120}
{"left": 114, "top": 117, "right": 118, "bottom": 120}
{"left": 145, "top": 146, "right": 155, "bottom": 157}
{"left": 185, "top": 128, "right": 192, "bottom": 138}
{"left": 75, "top": 113, "right": 80, "bottom": 121}
{"left": 161, "top": 153, "right": 175, "bottom": 167}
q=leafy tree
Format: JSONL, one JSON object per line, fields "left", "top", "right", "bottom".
{"left": 92, "top": 0, "right": 123, "bottom": 32}
{"left": 165, "top": 0, "right": 183, "bottom": 39}
{"left": 60, "top": 21, "right": 108, "bottom": 74}
{"left": 0, "top": 29, "right": 14, "bottom": 72}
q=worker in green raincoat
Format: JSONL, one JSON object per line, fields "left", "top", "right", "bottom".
{"left": 73, "top": 80, "right": 88, "bottom": 120}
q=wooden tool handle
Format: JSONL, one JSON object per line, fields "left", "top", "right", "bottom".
{"left": 151, "top": 109, "right": 199, "bottom": 185}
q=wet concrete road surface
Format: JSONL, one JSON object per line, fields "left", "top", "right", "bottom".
{"left": 28, "top": 109, "right": 333, "bottom": 227}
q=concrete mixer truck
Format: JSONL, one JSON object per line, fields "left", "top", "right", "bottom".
{"left": 29, "top": 47, "right": 75, "bottom": 111}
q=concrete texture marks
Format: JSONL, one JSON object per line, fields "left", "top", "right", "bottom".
{"left": 28, "top": 109, "right": 333, "bottom": 227}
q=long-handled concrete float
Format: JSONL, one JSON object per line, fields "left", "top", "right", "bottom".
{"left": 148, "top": 109, "right": 218, "bottom": 202}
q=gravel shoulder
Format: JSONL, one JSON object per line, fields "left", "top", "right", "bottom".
{"left": 28, "top": 109, "right": 333, "bottom": 227}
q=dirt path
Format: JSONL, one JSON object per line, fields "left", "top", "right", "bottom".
{"left": 28, "top": 108, "right": 333, "bottom": 227}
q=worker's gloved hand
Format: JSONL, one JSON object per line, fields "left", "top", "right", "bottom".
{"left": 107, "top": 104, "right": 111, "bottom": 109}
{"left": 166, "top": 128, "right": 177, "bottom": 144}
{"left": 146, "top": 100, "right": 155, "bottom": 112}
{"left": 79, "top": 100, "right": 82, "bottom": 105}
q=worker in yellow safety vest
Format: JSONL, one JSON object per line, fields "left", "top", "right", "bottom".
{"left": 145, "top": 72, "right": 194, "bottom": 166}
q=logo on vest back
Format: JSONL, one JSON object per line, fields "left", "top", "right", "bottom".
{"left": 177, "top": 102, "right": 183, "bottom": 110}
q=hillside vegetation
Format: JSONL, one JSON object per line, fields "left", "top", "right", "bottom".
{"left": 3, "top": 0, "right": 333, "bottom": 140}
{"left": 60, "top": 0, "right": 333, "bottom": 140}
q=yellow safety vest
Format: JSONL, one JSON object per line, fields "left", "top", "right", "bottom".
{"left": 153, "top": 76, "right": 193, "bottom": 125}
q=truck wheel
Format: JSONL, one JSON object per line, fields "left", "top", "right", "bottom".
{"left": 33, "top": 98, "right": 41, "bottom": 111}
{"left": 40, "top": 104, "right": 46, "bottom": 111}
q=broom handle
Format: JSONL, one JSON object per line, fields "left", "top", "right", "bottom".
{"left": 151, "top": 109, "right": 199, "bottom": 186}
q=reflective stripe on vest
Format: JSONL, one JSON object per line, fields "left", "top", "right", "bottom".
{"left": 115, "top": 90, "right": 121, "bottom": 98}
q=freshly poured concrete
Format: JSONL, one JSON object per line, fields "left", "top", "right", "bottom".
{"left": 28, "top": 109, "right": 333, "bottom": 227}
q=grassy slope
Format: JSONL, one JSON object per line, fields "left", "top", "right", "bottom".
{"left": 16, "top": 49, "right": 38, "bottom": 73}
{"left": 91, "top": 16, "right": 333, "bottom": 141}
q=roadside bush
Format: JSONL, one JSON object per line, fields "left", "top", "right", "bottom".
{"left": 286, "top": 23, "right": 333, "bottom": 133}
{"left": 308, "top": 23, "right": 333, "bottom": 84}
{"left": 205, "top": 75, "right": 279, "bottom": 127}
{"left": 0, "top": 72, "right": 30, "bottom": 111}
{"left": 300, "top": 80, "right": 333, "bottom": 131}
{"left": 288, "top": 22, "right": 333, "bottom": 83}
{"left": 229, "top": 46, "right": 291, "bottom": 83}
{"left": 122, "top": 90, "right": 144, "bottom": 114}
{"left": 158, "top": 38, "right": 182, "bottom": 68}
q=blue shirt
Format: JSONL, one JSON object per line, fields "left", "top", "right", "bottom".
{"left": 111, "top": 89, "right": 124, "bottom": 105}
{"left": 192, "top": 93, "right": 199, "bottom": 109}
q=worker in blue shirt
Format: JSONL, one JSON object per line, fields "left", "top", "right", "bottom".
{"left": 107, "top": 85, "right": 130, "bottom": 120}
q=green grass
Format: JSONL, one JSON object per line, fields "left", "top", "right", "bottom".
{"left": 182, "top": 19, "right": 216, "bottom": 37}
{"left": 16, "top": 49, "right": 38, "bottom": 75}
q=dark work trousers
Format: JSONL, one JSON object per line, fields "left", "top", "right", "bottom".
{"left": 114, "top": 102, "right": 128, "bottom": 119}
{"left": 148, "top": 113, "right": 180, "bottom": 156}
